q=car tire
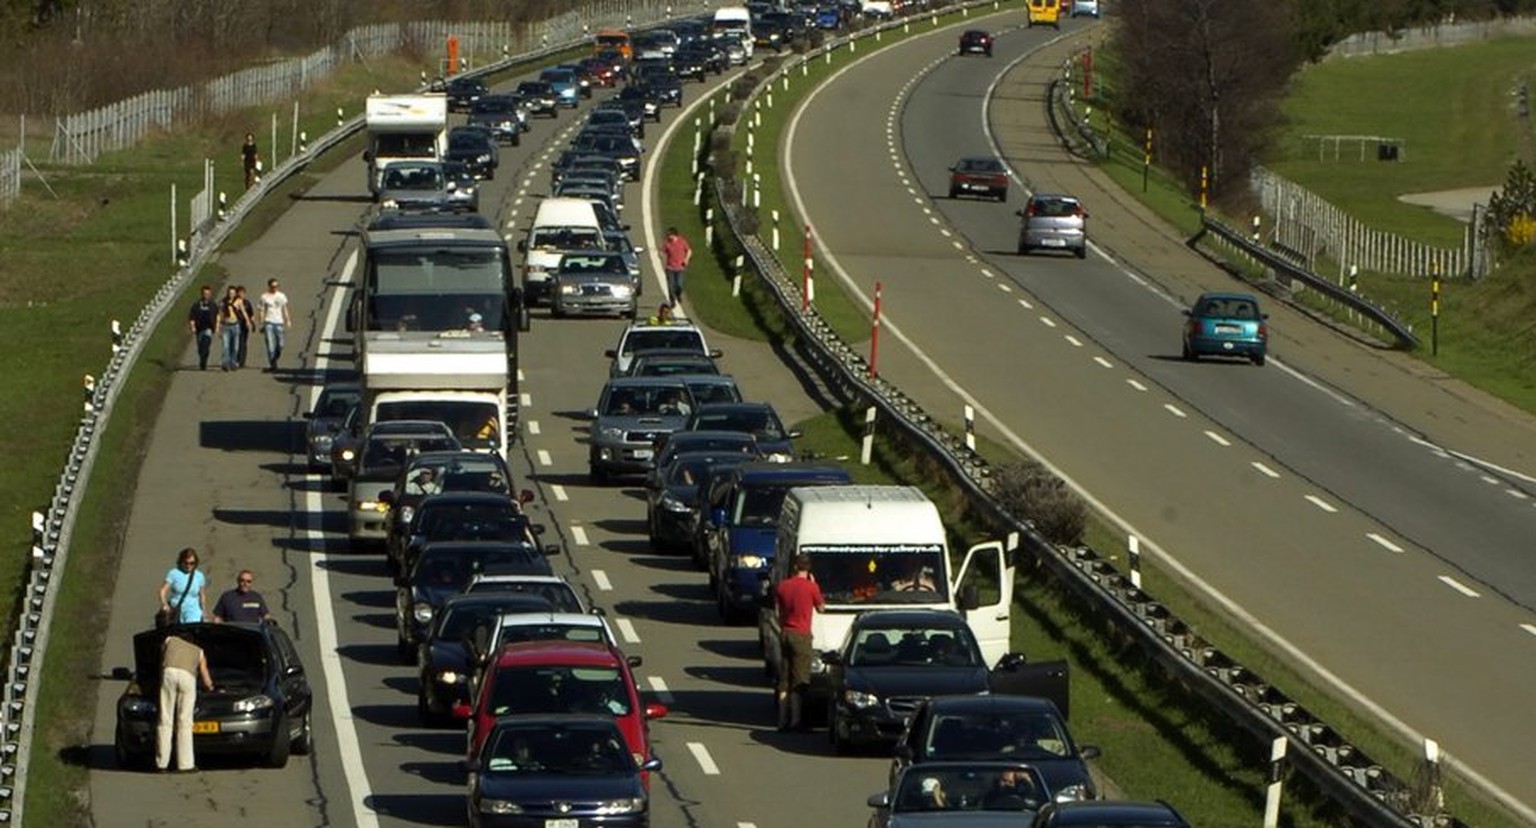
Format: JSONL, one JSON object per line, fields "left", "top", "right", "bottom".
{"left": 291, "top": 709, "right": 314, "bottom": 756}
{"left": 1074, "top": 245, "right": 1087, "bottom": 259}
{"left": 1253, "top": 353, "right": 1267, "bottom": 366}
{"left": 829, "top": 708, "right": 851, "bottom": 755}
{"left": 1017, "top": 244, "right": 1030, "bottom": 256}
{"left": 265, "top": 717, "right": 292, "bottom": 769}
{"left": 115, "top": 733, "right": 149, "bottom": 771}
{"left": 1182, "top": 342, "right": 1197, "bottom": 361}
{"left": 397, "top": 634, "right": 416, "bottom": 665}
{"left": 418, "top": 693, "right": 437, "bottom": 728}
{"left": 948, "top": 186, "right": 959, "bottom": 199}
{"left": 590, "top": 465, "right": 609, "bottom": 485}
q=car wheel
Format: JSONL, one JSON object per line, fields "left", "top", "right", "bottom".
{"left": 829, "top": 707, "right": 851, "bottom": 754}
{"left": 291, "top": 709, "right": 314, "bottom": 756}
{"left": 590, "top": 465, "right": 609, "bottom": 485}
{"left": 115, "top": 733, "right": 148, "bottom": 771}
{"left": 266, "top": 717, "right": 292, "bottom": 769}
{"left": 418, "top": 692, "right": 435, "bottom": 727}
{"left": 1182, "top": 342, "right": 1197, "bottom": 361}
{"left": 397, "top": 634, "right": 416, "bottom": 665}
{"left": 1074, "top": 245, "right": 1087, "bottom": 259}
{"left": 1017, "top": 244, "right": 1030, "bottom": 256}
{"left": 1253, "top": 353, "right": 1267, "bottom": 366}
{"left": 647, "top": 515, "right": 662, "bottom": 549}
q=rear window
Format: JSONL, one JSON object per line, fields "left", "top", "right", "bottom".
{"left": 1031, "top": 198, "right": 1080, "bottom": 217}
{"left": 1198, "top": 297, "right": 1260, "bottom": 319}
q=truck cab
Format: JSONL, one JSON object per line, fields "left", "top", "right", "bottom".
{"left": 361, "top": 334, "right": 512, "bottom": 460}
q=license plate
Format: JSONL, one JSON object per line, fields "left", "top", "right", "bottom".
{"left": 581, "top": 284, "right": 610, "bottom": 295}
{"left": 545, "top": 821, "right": 579, "bottom": 828}
{"left": 192, "top": 721, "right": 220, "bottom": 734}
{"left": 1215, "top": 324, "right": 1240, "bottom": 334}
{"left": 632, "top": 448, "right": 653, "bottom": 460}
{"left": 1042, "top": 238, "right": 1066, "bottom": 247}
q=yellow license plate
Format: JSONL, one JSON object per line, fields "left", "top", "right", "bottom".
{"left": 192, "top": 721, "right": 220, "bottom": 734}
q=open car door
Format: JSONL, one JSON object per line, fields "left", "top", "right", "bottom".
{"left": 953, "top": 536, "right": 1015, "bottom": 669}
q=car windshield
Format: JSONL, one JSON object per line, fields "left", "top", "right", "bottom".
{"left": 848, "top": 626, "right": 981, "bottom": 667}
{"left": 958, "top": 158, "right": 1002, "bottom": 173}
{"left": 1031, "top": 198, "right": 1080, "bottom": 217}
{"left": 375, "top": 400, "right": 500, "bottom": 451}
{"left": 417, "top": 504, "right": 529, "bottom": 543}
{"left": 685, "top": 379, "right": 741, "bottom": 405}
{"left": 667, "top": 456, "right": 722, "bottom": 486}
{"left": 466, "top": 580, "right": 583, "bottom": 612}
{"left": 692, "top": 409, "right": 784, "bottom": 440}
{"left": 438, "top": 598, "right": 552, "bottom": 641}
{"left": 450, "top": 133, "right": 489, "bottom": 150}
{"left": 383, "top": 165, "right": 444, "bottom": 191}
{"left": 734, "top": 484, "right": 792, "bottom": 525}
{"left": 488, "top": 665, "right": 632, "bottom": 716}
{"left": 414, "top": 545, "right": 542, "bottom": 589}
{"left": 805, "top": 545, "right": 951, "bottom": 604}
{"left": 361, "top": 433, "right": 458, "bottom": 472}
{"left": 601, "top": 385, "right": 692, "bottom": 417}
{"left": 1197, "top": 296, "right": 1260, "bottom": 319}
{"left": 892, "top": 766, "right": 1044, "bottom": 813}
{"left": 314, "top": 386, "right": 359, "bottom": 418}
{"left": 401, "top": 455, "right": 510, "bottom": 496}
{"left": 559, "top": 254, "right": 627, "bottom": 274}
{"left": 530, "top": 227, "right": 604, "bottom": 249}
{"left": 926, "top": 712, "right": 1074, "bottom": 759}
{"left": 483, "top": 723, "right": 634, "bottom": 774}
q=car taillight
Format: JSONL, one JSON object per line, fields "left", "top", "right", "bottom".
{"left": 1072, "top": 205, "right": 1085, "bottom": 217}
{"left": 1257, "top": 323, "right": 1268, "bottom": 338}
{"left": 1024, "top": 204, "right": 1038, "bottom": 218}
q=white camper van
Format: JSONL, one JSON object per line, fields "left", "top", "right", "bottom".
{"left": 363, "top": 94, "right": 449, "bottom": 198}
{"left": 759, "top": 485, "right": 1014, "bottom": 701}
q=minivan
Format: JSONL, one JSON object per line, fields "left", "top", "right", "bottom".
{"left": 1027, "top": 0, "right": 1063, "bottom": 27}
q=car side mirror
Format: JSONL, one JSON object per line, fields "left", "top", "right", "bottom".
{"left": 894, "top": 743, "right": 913, "bottom": 761}
{"left": 604, "top": 349, "right": 618, "bottom": 359}
{"left": 516, "top": 240, "right": 528, "bottom": 253}
{"left": 378, "top": 490, "right": 394, "bottom": 506}
{"left": 710, "top": 506, "right": 726, "bottom": 525}
{"left": 787, "top": 429, "right": 803, "bottom": 439}
{"left": 708, "top": 349, "right": 723, "bottom": 358}
{"left": 1181, "top": 309, "right": 1191, "bottom": 316}
{"left": 866, "top": 791, "right": 890, "bottom": 809}
{"left": 820, "top": 650, "right": 842, "bottom": 666}
{"left": 995, "top": 651, "right": 1028, "bottom": 671}
{"left": 362, "top": 150, "right": 373, "bottom": 163}
{"left": 393, "top": 575, "right": 410, "bottom": 588}
{"left": 531, "top": 523, "right": 546, "bottom": 536}
{"left": 627, "top": 655, "right": 643, "bottom": 667}
{"left": 303, "top": 412, "right": 316, "bottom": 420}
{"left": 586, "top": 408, "right": 600, "bottom": 419}
{"left": 1080, "top": 744, "right": 1102, "bottom": 760}
{"left": 640, "top": 757, "right": 663, "bottom": 772}
{"left": 543, "top": 544, "right": 561, "bottom": 556}
{"left": 450, "top": 703, "right": 473, "bottom": 720}
{"left": 461, "top": 758, "right": 481, "bottom": 773}
{"left": 517, "top": 489, "right": 535, "bottom": 505}
{"left": 1014, "top": 209, "right": 1026, "bottom": 218}
{"left": 958, "top": 583, "right": 980, "bottom": 611}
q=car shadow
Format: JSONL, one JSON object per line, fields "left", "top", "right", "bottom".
{"left": 612, "top": 598, "right": 714, "bottom": 626}
{"left": 681, "top": 663, "right": 767, "bottom": 691}
{"left": 338, "top": 643, "right": 404, "bottom": 668}
{"left": 696, "top": 637, "right": 760, "bottom": 661}
{"left": 200, "top": 420, "right": 302, "bottom": 453}
{"left": 394, "top": 732, "right": 467, "bottom": 759}
{"left": 318, "top": 556, "right": 389, "bottom": 577}
{"left": 624, "top": 555, "right": 696, "bottom": 575}
{"left": 649, "top": 581, "right": 710, "bottom": 602}
{"left": 352, "top": 703, "right": 419, "bottom": 729}
{"left": 591, "top": 517, "right": 647, "bottom": 536}
{"left": 340, "top": 589, "right": 396, "bottom": 609}
{"left": 212, "top": 508, "right": 301, "bottom": 531}
{"left": 366, "top": 793, "right": 464, "bottom": 826}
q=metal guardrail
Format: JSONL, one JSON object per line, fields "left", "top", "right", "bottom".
{"left": 1, "top": 6, "right": 706, "bottom": 821}
{"left": 709, "top": 18, "right": 1461, "bottom": 828}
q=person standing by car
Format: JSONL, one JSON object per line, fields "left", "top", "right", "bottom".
{"left": 661, "top": 226, "right": 692, "bottom": 308}
{"left": 234, "top": 284, "right": 255, "bottom": 368}
{"left": 241, "top": 132, "right": 260, "bottom": 191}
{"left": 216, "top": 285, "right": 249, "bottom": 372}
{"left": 212, "top": 570, "right": 271, "bottom": 623}
{"left": 258, "top": 277, "right": 291, "bottom": 373}
{"left": 156, "top": 629, "right": 214, "bottom": 773}
{"left": 773, "top": 553, "right": 824, "bottom": 731}
{"left": 158, "top": 547, "right": 208, "bottom": 624}
{"left": 186, "top": 285, "right": 218, "bottom": 371}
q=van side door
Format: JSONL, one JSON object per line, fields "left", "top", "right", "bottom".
{"left": 953, "top": 537, "right": 1015, "bottom": 668}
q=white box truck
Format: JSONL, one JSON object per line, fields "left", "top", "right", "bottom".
{"left": 363, "top": 94, "right": 449, "bottom": 198}
{"left": 360, "top": 332, "right": 510, "bottom": 460}
{"left": 759, "top": 485, "right": 1015, "bottom": 698}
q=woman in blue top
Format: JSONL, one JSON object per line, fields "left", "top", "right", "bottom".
{"left": 158, "top": 547, "right": 208, "bottom": 624}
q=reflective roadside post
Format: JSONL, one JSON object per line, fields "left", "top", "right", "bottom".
{"left": 1430, "top": 267, "right": 1441, "bottom": 358}
{"left": 1142, "top": 127, "right": 1152, "bottom": 193}
{"left": 802, "top": 225, "right": 814, "bottom": 311}
{"left": 868, "top": 281, "right": 882, "bottom": 378}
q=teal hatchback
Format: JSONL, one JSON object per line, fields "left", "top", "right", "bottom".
{"left": 1181, "top": 291, "right": 1268, "bottom": 366}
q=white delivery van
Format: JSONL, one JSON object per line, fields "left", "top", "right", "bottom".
{"left": 361, "top": 333, "right": 511, "bottom": 460}
{"left": 711, "top": 5, "right": 755, "bottom": 59}
{"left": 517, "top": 197, "right": 606, "bottom": 307}
{"left": 363, "top": 94, "right": 449, "bottom": 197}
{"left": 759, "top": 485, "right": 1014, "bottom": 699}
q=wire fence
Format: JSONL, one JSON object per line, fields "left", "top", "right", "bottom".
{"left": 0, "top": 148, "right": 18, "bottom": 204}
{"left": 1324, "top": 14, "right": 1536, "bottom": 60}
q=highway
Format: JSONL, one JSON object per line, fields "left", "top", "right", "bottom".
{"left": 784, "top": 15, "right": 1536, "bottom": 817}
{"left": 79, "top": 7, "right": 1536, "bottom": 827}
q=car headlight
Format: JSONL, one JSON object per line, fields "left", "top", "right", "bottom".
{"left": 661, "top": 494, "right": 690, "bottom": 513}
{"left": 435, "top": 669, "right": 464, "bottom": 685}
{"left": 728, "top": 553, "right": 766, "bottom": 569}
{"left": 1053, "top": 783, "right": 1094, "bottom": 803}
{"left": 594, "top": 797, "right": 645, "bottom": 814}
{"left": 122, "top": 697, "right": 157, "bottom": 717}
{"left": 339, "top": 447, "right": 356, "bottom": 462}
{"left": 611, "top": 283, "right": 634, "bottom": 299}
{"left": 312, "top": 434, "right": 335, "bottom": 451}
{"left": 233, "top": 694, "right": 274, "bottom": 713}
{"left": 356, "top": 499, "right": 386, "bottom": 513}
{"left": 843, "top": 689, "right": 879, "bottom": 709}
{"left": 599, "top": 426, "right": 626, "bottom": 440}
{"left": 381, "top": 199, "right": 398, "bottom": 209}
{"left": 478, "top": 799, "right": 523, "bottom": 814}
{"left": 560, "top": 283, "right": 581, "bottom": 295}
{"left": 412, "top": 602, "right": 434, "bottom": 625}
{"left": 477, "top": 154, "right": 491, "bottom": 164}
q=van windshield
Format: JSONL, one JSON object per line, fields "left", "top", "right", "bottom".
{"left": 802, "top": 544, "right": 950, "bottom": 605}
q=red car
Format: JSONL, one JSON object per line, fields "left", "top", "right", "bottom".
{"left": 948, "top": 156, "right": 1011, "bottom": 202}
{"left": 958, "top": 29, "right": 994, "bottom": 57}
{"left": 457, "top": 640, "right": 668, "bottom": 786}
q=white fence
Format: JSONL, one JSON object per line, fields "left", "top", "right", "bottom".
{"left": 1326, "top": 14, "right": 1536, "bottom": 60}
{"left": 1253, "top": 165, "right": 1488, "bottom": 279}
{"left": 0, "top": 148, "right": 17, "bottom": 205}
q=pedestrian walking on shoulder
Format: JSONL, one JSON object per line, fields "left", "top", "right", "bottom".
{"left": 155, "top": 630, "right": 214, "bottom": 773}
{"left": 259, "top": 278, "right": 291, "bottom": 373}
{"left": 661, "top": 226, "right": 692, "bottom": 307}
{"left": 773, "top": 553, "right": 824, "bottom": 731}
{"left": 235, "top": 285, "right": 255, "bottom": 368}
{"left": 216, "top": 286, "right": 249, "bottom": 371}
{"left": 212, "top": 570, "right": 272, "bottom": 623}
{"left": 158, "top": 547, "right": 208, "bottom": 625}
{"left": 241, "top": 132, "right": 260, "bottom": 191}
{"left": 186, "top": 285, "right": 218, "bottom": 371}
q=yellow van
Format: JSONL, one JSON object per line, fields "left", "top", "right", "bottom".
{"left": 1027, "top": 0, "right": 1062, "bottom": 28}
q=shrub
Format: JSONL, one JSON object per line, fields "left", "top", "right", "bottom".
{"left": 990, "top": 461, "right": 1088, "bottom": 545}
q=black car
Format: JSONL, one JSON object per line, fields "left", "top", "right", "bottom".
{"left": 113, "top": 623, "right": 313, "bottom": 769}
{"left": 515, "top": 80, "right": 559, "bottom": 117}
{"left": 466, "top": 714, "right": 660, "bottom": 828}
{"left": 446, "top": 126, "right": 500, "bottom": 180}
{"left": 617, "top": 83, "right": 662, "bottom": 122}
{"left": 824, "top": 609, "right": 996, "bottom": 753}
{"left": 595, "top": 97, "right": 649, "bottom": 138}
{"left": 670, "top": 47, "right": 712, "bottom": 81}
{"left": 627, "top": 349, "right": 722, "bottom": 378}
{"left": 467, "top": 94, "right": 527, "bottom": 146}
{"left": 393, "top": 491, "right": 545, "bottom": 577}
{"left": 586, "top": 106, "right": 643, "bottom": 140}
{"left": 380, "top": 449, "right": 529, "bottom": 571}
{"left": 443, "top": 76, "right": 490, "bottom": 112}
{"left": 647, "top": 73, "right": 684, "bottom": 107}
{"left": 417, "top": 592, "right": 556, "bottom": 725}
{"left": 1031, "top": 800, "right": 1192, "bottom": 827}
{"left": 683, "top": 401, "right": 802, "bottom": 458}
{"left": 892, "top": 694, "right": 1101, "bottom": 803}
{"left": 870, "top": 761, "right": 1050, "bottom": 827}
{"left": 549, "top": 151, "right": 627, "bottom": 190}
{"left": 394, "top": 539, "right": 558, "bottom": 662}
{"left": 571, "top": 131, "right": 644, "bottom": 181}
{"left": 644, "top": 450, "right": 752, "bottom": 551}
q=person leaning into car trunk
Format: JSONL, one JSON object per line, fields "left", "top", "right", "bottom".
{"left": 157, "top": 630, "right": 214, "bottom": 773}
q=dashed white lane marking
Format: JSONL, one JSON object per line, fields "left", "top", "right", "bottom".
{"left": 551, "top": 484, "right": 569, "bottom": 502}
{"left": 520, "top": 392, "right": 532, "bottom": 407}
{"left": 617, "top": 618, "right": 640, "bottom": 643}
{"left": 998, "top": 283, "right": 1012, "bottom": 293}
{"left": 1017, "top": 298, "right": 1033, "bottom": 309}
{"left": 592, "top": 570, "right": 612, "bottom": 591}
{"left": 1252, "top": 462, "right": 1281, "bottom": 478}
{"left": 1038, "top": 316, "right": 1056, "bottom": 328}
{"left": 537, "top": 449, "right": 553, "bottom": 467}
{"left": 1204, "top": 430, "right": 1231, "bottom": 447}
{"left": 1480, "top": 474, "right": 1499, "bottom": 485}
{"left": 571, "top": 526, "right": 590, "bottom": 546}
{"left": 687, "top": 742, "right": 721, "bottom": 775}
{"left": 647, "top": 676, "right": 675, "bottom": 704}
{"left": 1064, "top": 335, "right": 1082, "bottom": 347}
{"left": 1438, "top": 576, "right": 1481, "bottom": 598}
{"left": 1367, "top": 533, "right": 1404, "bottom": 553}
{"left": 738, "top": 823, "right": 759, "bottom": 828}
{"left": 1506, "top": 488, "right": 1529, "bottom": 500}
{"left": 1521, "top": 623, "right": 1536, "bottom": 638}
{"left": 1092, "top": 356, "right": 1112, "bottom": 369}
{"left": 979, "top": 269, "right": 995, "bottom": 279}
{"left": 1163, "top": 403, "right": 1187, "bottom": 418}
{"left": 1305, "top": 495, "right": 1338, "bottom": 513}
{"left": 527, "top": 420, "right": 542, "bottom": 436}
{"left": 1127, "top": 379, "right": 1147, "bottom": 392}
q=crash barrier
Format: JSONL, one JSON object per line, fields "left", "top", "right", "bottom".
{"left": 2, "top": 4, "right": 697, "bottom": 821}
{"left": 708, "top": 16, "right": 1467, "bottom": 828}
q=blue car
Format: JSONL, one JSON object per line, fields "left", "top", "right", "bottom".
{"left": 539, "top": 67, "right": 581, "bottom": 108}
{"left": 1181, "top": 291, "right": 1269, "bottom": 366}
{"left": 700, "top": 461, "right": 850, "bottom": 623}
{"left": 682, "top": 401, "right": 801, "bottom": 458}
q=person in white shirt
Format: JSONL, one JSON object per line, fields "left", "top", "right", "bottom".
{"left": 258, "top": 277, "right": 292, "bottom": 372}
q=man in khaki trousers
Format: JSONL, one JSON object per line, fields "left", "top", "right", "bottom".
{"left": 155, "top": 631, "right": 215, "bottom": 772}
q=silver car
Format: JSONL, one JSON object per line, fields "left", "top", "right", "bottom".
{"left": 1016, "top": 194, "right": 1089, "bottom": 258}
{"left": 551, "top": 250, "right": 639, "bottom": 319}
{"left": 377, "top": 161, "right": 457, "bottom": 213}
{"left": 348, "top": 420, "right": 461, "bottom": 546}
{"left": 587, "top": 377, "right": 697, "bottom": 483}
{"left": 304, "top": 381, "right": 361, "bottom": 470}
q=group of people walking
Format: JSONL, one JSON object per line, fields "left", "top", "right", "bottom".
{"left": 154, "top": 547, "right": 273, "bottom": 773}
{"left": 186, "top": 278, "right": 290, "bottom": 372}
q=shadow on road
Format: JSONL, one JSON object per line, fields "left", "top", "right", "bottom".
{"left": 366, "top": 793, "right": 463, "bottom": 827}
{"left": 318, "top": 556, "right": 389, "bottom": 577}
{"left": 352, "top": 703, "right": 419, "bottom": 729}
{"left": 338, "top": 642, "right": 403, "bottom": 667}
{"left": 200, "top": 420, "right": 301, "bottom": 453}
{"left": 394, "top": 731, "right": 465, "bottom": 758}
{"left": 696, "top": 637, "right": 759, "bottom": 661}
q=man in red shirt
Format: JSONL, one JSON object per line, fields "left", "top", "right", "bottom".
{"left": 661, "top": 226, "right": 693, "bottom": 309}
{"left": 774, "top": 553, "right": 824, "bottom": 731}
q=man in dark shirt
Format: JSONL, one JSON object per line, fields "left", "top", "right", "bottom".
{"left": 773, "top": 553, "right": 824, "bottom": 731}
{"left": 186, "top": 285, "right": 218, "bottom": 370}
{"left": 212, "top": 570, "right": 271, "bottom": 623}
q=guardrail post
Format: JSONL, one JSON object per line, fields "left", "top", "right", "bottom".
{"left": 802, "top": 225, "right": 814, "bottom": 311}
{"left": 860, "top": 406, "right": 877, "bottom": 466}
{"left": 693, "top": 172, "right": 705, "bottom": 207}
{"left": 336, "top": 107, "right": 344, "bottom": 127}
{"left": 771, "top": 210, "right": 780, "bottom": 252}
{"left": 704, "top": 207, "right": 714, "bottom": 248}
{"left": 110, "top": 320, "right": 123, "bottom": 356}
{"left": 1418, "top": 738, "right": 1445, "bottom": 814}
{"left": 752, "top": 173, "right": 761, "bottom": 209}
{"left": 1262, "top": 735, "right": 1288, "bottom": 827}
{"left": 963, "top": 404, "right": 974, "bottom": 452}
{"left": 1127, "top": 535, "right": 1141, "bottom": 590}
